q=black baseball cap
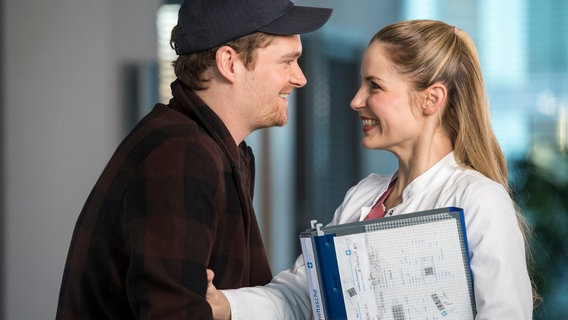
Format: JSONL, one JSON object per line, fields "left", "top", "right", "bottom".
{"left": 175, "top": 0, "right": 333, "bottom": 55}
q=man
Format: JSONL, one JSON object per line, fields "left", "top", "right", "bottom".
{"left": 56, "top": 0, "right": 332, "bottom": 318}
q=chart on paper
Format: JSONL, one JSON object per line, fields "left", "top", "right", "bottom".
{"left": 333, "top": 220, "right": 474, "bottom": 320}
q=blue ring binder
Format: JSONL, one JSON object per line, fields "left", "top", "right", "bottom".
{"left": 301, "top": 207, "right": 476, "bottom": 320}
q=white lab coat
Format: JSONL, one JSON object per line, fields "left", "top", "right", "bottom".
{"left": 224, "top": 152, "right": 533, "bottom": 319}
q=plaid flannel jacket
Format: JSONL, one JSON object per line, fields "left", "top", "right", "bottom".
{"left": 56, "top": 80, "right": 272, "bottom": 319}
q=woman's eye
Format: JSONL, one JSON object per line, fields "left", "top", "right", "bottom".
{"left": 370, "top": 82, "right": 382, "bottom": 90}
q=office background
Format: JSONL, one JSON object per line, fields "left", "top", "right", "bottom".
{"left": 1, "top": 0, "right": 566, "bottom": 318}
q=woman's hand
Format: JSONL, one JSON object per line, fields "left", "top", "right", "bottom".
{"left": 206, "top": 269, "right": 231, "bottom": 320}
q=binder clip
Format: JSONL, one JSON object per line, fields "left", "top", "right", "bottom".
{"left": 310, "top": 220, "right": 324, "bottom": 236}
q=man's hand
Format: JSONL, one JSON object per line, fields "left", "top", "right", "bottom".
{"left": 206, "top": 269, "right": 232, "bottom": 320}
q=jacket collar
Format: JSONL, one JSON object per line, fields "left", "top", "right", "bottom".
{"left": 167, "top": 80, "right": 251, "bottom": 165}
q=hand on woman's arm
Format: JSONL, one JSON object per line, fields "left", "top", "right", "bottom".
{"left": 206, "top": 269, "right": 231, "bottom": 320}
{"left": 205, "top": 255, "right": 312, "bottom": 320}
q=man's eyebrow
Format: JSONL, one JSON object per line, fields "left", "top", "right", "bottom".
{"left": 282, "top": 51, "right": 302, "bottom": 59}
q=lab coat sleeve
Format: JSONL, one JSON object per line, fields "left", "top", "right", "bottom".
{"left": 220, "top": 174, "right": 387, "bottom": 319}
{"left": 222, "top": 254, "right": 312, "bottom": 320}
{"left": 461, "top": 181, "right": 533, "bottom": 319}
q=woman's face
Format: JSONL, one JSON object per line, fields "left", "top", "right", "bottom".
{"left": 350, "top": 41, "right": 423, "bottom": 155}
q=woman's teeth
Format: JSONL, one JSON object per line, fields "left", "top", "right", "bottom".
{"left": 362, "top": 119, "right": 379, "bottom": 126}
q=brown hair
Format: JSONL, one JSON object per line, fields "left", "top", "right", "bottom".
{"left": 169, "top": 26, "right": 273, "bottom": 90}
{"left": 372, "top": 19, "right": 540, "bottom": 305}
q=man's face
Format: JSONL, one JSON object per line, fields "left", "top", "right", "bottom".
{"left": 238, "top": 35, "right": 307, "bottom": 130}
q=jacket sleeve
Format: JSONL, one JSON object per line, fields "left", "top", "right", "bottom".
{"left": 461, "top": 181, "right": 533, "bottom": 319}
{"left": 122, "top": 139, "right": 218, "bottom": 319}
{"left": 223, "top": 254, "right": 312, "bottom": 320}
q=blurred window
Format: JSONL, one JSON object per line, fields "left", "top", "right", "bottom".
{"left": 404, "top": 1, "right": 568, "bottom": 318}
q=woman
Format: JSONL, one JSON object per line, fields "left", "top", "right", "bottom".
{"left": 207, "top": 19, "right": 535, "bottom": 319}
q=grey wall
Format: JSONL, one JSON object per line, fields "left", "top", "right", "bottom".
{"left": 2, "top": 0, "right": 161, "bottom": 318}
{"left": 1, "top": 1, "right": 397, "bottom": 319}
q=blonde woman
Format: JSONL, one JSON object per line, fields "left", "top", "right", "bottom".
{"left": 207, "top": 20, "right": 535, "bottom": 319}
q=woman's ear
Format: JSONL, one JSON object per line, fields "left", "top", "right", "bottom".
{"left": 423, "top": 82, "right": 447, "bottom": 115}
{"left": 215, "top": 45, "right": 239, "bottom": 83}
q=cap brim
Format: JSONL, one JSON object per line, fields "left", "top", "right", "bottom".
{"left": 258, "top": 6, "right": 332, "bottom": 35}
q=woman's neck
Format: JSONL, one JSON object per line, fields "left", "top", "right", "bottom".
{"left": 386, "top": 131, "right": 453, "bottom": 211}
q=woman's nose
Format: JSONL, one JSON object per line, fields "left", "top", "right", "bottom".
{"left": 350, "top": 87, "right": 365, "bottom": 110}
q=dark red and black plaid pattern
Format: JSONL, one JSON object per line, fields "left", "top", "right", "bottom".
{"left": 56, "top": 81, "right": 272, "bottom": 319}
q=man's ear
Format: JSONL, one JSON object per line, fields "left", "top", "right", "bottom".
{"left": 423, "top": 82, "right": 448, "bottom": 115}
{"left": 215, "top": 45, "right": 239, "bottom": 83}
